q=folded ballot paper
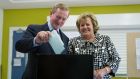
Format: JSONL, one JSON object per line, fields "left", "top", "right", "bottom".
{"left": 48, "top": 30, "right": 65, "bottom": 54}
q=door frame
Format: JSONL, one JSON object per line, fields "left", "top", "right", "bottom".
{"left": 0, "top": 8, "right": 3, "bottom": 79}
{"left": 8, "top": 27, "right": 26, "bottom": 79}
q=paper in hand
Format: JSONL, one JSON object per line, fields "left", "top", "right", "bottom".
{"left": 48, "top": 30, "right": 65, "bottom": 54}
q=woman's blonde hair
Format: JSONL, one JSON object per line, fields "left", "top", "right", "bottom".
{"left": 76, "top": 13, "right": 99, "bottom": 34}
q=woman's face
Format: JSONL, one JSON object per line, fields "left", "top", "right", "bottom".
{"left": 79, "top": 17, "right": 94, "bottom": 37}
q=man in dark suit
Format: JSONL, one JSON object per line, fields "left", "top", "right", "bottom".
{"left": 15, "top": 3, "right": 69, "bottom": 79}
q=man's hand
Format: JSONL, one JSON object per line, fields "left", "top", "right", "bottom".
{"left": 34, "top": 31, "right": 51, "bottom": 45}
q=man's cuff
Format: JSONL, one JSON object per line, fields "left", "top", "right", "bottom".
{"left": 33, "top": 37, "right": 40, "bottom": 47}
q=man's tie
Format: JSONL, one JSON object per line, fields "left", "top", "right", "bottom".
{"left": 56, "top": 30, "right": 60, "bottom": 35}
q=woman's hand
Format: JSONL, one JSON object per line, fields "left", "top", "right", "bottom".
{"left": 94, "top": 67, "right": 111, "bottom": 79}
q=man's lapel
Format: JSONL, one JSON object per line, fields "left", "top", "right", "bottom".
{"left": 42, "top": 22, "right": 50, "bottom": 31}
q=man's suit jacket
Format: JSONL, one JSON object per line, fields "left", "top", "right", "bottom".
{"left": 15, "top": 23, "right": 69, "bottom": 79}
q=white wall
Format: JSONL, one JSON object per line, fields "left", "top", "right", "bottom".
{"left": 61, "top": 13, "right": 140, "bottom": 30}
{"left": 0, "top": 8, "right": 3, "bottom": 79}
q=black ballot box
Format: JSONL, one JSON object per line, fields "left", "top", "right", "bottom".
{"left": 37, "top": 55, "right": 93, "bottom": 79}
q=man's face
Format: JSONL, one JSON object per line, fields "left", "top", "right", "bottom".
{"left": 50, "top": 8, "right": 69, "bottom": 30}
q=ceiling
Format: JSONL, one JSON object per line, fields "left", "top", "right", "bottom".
{"left": 0, "top": 0, "right": 140, "bottom": 9}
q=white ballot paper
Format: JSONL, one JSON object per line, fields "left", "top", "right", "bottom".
{"left": 49, "top": 30, "right": 65, "bottom": 54}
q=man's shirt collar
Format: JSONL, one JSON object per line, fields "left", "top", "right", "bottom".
{"left": 48, "top": 19, "right": 60, "bottom": 32}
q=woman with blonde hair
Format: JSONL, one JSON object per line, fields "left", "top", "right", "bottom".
{"left": 68, "top": 13, "right": 121, "bottom": 79}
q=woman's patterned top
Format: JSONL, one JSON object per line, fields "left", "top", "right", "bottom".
{"left": 68, "top": 33, "right": 121, "bottom": 79}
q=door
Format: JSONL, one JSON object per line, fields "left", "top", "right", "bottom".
{"left": 11, "top": 30, "right": 28, "bottom": 79}
{"left": 127, "top": 32, "right": 140, "bottom": 77}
